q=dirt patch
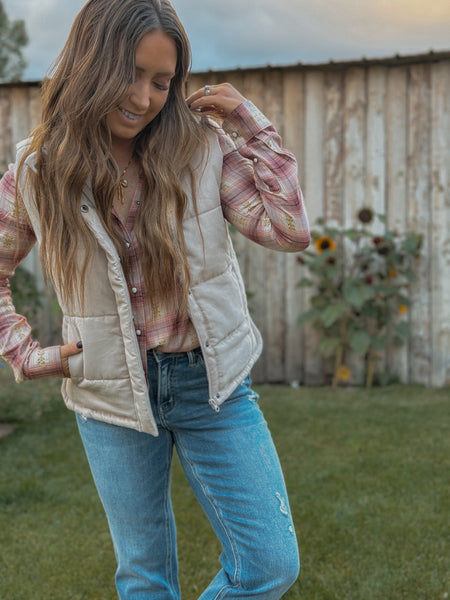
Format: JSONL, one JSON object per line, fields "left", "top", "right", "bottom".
{"left": 0, "top": 424, "right": 17, "bottom": 439}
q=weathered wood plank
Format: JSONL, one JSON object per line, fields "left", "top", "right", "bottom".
{"left": 302, "top": 70, "right": 325, "bottom": 384}
{"left": 10, "top": 88, "right": 30, "bottom": 148}
{"left": 283, "top": 70, "right": 306, "bottom": 384}
{"left": 407, "top": 64, "right": 432, "bottom": 385}
{"left": 365, "top": 67, "right": 387, "bottom": 228}
{"left": 385, "top": 66, "right": 409, "bottom": 382}
{"left": 430, "top": 62, "right": 450, "bottom": 386}
{"left": 324, "top": 70, "right": 345, "bottom": 226}
{"left": 261, "top": 69, "right": 287, "bottom": 382}
{"left": 343, "top": 67, "right": 367, "bottom": 384}
{"left": 28, "top": 85, "right": 42, "bottom": 132}
{"left": 344, "top": 68, "right": 366, "bottom": 224}
{"left": 365, "top": 67, "right": 388, "bottom": 378}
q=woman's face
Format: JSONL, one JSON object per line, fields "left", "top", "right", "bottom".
{"left": 107, "top": 29, "right": 177, "bottom": 146}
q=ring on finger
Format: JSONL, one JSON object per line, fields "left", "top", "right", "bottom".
{"left": 204, "top": 84, "right": 212, "bottom": 96}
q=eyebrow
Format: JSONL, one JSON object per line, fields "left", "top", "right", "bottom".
{"left": 135, "top": 66, "right": 176, "bottom": 77}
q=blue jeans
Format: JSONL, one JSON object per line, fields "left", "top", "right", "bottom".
{"left": 76, "top": 348, "right": 299, "bottom": 599}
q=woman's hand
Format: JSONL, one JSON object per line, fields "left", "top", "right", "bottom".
{"left": 60, "top": 341, "right": 83, "bottom": 378}
{"left": 186, "top": 83, "right": 247, "bottom": 119}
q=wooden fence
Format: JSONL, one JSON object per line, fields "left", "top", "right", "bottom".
{"left": 1, "top": 51, "right": 449, "bottom": 386}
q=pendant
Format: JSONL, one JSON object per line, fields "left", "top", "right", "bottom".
{"left": 118, "top": 178, "right": 128, "bottom": 205}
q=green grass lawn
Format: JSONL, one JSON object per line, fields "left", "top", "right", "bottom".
{"left": 0, "top": 367, "right": 449, "bottom": 599}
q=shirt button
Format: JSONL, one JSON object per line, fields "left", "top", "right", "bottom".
{"left": 232, "top": 131, "right": 238, "bottom": 139}
{"left": 131, "top": 287, "right": 137, "bottom": 294}
{"left": 81, "top": 205, "right": 89, "bottom": 213}
{"left": 253, "top": 157, "right": 258, "bottom": 164}
{"left": 136, "top": 330, "right": 142, "bottom": 336}
{"left": 125, "top": 242, "right": 131, "bottom": 248}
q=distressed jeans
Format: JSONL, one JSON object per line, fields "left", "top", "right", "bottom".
{"left": 76, "top": 348, "right": 300, "bottom": 599}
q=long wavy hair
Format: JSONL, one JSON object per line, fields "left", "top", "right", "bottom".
{"left": 18, "top": 0, "right": 209, "bottom": 313}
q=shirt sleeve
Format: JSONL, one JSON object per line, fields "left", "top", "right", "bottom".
{"left": 0, "top": 165, "right": 64, "bottom": 381}
{"left": 216, "top": 100, "right": 310, "bottom": 252}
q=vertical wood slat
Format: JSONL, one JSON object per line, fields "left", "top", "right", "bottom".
{"left": 324, "top": 70, "right": 345, "bottom": 227}
{"left": 365, "top": 67, "right": 388, "bottom": 377}
{"left": 10, "top": 88, "right": 30, "bottom": 145}
{"left": 262, "top": 70, "right": 286, "bottom": 382}
{"left": 385, "top": 67, "right": 409, "bottom": 382}
{"left": 283, "top": 70, "right": 306, "bottom": 383}
{"left": 1, "top": 56, "right": 449, "bottom": 386}
{"left": 366, "top": 67, "right": 387, "bottom": 227}
{"left": 343, "top": 68, "right": 366, "bottom": 384}
{"left": 430, "top": 63, "right": 450, "bottom": 386}
{"left": 302, "top": 70, "right": 325, "bottom": 384}
{"left": 408, "top": 65, "right": 432, "bottom": 385}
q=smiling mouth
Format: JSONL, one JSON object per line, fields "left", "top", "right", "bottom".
{"left": 119, "top": 107, "right": 140, "bottom": 121}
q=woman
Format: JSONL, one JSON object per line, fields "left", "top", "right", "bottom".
{"left": 0, "top": 0, "right": 310, "bottom": 598}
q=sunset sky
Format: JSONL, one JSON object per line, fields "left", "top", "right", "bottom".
{"left": 3, "top": 0, "right": 450, "bottom": 80}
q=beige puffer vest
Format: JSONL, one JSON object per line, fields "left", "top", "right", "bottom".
{"left": 16, "top": 133, "right": 262, "bottom": 436}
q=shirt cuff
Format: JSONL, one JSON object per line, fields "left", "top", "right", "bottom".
{"left": 23, "top": 345, "right": 65, "bottom": 379}
{"left": 222, "top": 100, "right": 272, "bottom": 148}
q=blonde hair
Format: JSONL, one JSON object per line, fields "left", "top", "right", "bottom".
{"left": 18, "top": 0, "right": 208, "bottom": 312}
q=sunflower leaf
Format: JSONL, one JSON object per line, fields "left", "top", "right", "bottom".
{"left": 349, "top": 331, "right": 371, "bottom": 357}
{"left": 321, "top": 302, "right": 348, "bottom": 328}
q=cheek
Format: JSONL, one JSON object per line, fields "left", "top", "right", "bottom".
{"left": 155, "top": 94, "right": 169, "bottom": 112}
{"left": 147, "top": 94, "right": 170, "bottom": 121}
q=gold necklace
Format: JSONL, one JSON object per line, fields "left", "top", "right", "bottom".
{"left": 118, "top": 158, "right": 133, "bottom": 205}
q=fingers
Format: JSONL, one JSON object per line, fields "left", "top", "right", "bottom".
{"left": 60, "top": 340, "right": 83, "bottom": 378}
{"left": 60, "top": 341, "right": 83, "bottom": 359}
{"left": 186, "top": 83, "right": 246, "bottom": 118}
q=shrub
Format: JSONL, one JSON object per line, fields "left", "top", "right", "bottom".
{"left": 297, "top": 209, "right": 422, "bottom": 387}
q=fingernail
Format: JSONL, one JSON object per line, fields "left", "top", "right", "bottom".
{"left": 77, "top": 341, "right": 83, "bottom": 349}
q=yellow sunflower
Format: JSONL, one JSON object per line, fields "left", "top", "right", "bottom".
{"left": 336, "top": 364, "right": 352, "bottom": 382}
{"left": 314, "top": 235, "right": 336, "bottom": 254}
{"left": 398, "top": 304, "right": 408, "bottom": 314}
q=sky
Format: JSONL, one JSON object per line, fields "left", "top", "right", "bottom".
{"left": 3, "top": 0, "right": 450, "bottom": 81}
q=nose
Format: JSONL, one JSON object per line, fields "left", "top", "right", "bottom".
{"left": 128, "top": 80, "right": 151, "bottom": 112}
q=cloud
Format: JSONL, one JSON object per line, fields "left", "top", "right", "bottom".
{"left": 3, "top": 0, "right": 450, "bottom": 80}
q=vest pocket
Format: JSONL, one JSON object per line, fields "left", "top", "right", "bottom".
{"left": 62, "top": 314, "right": 129, "bottom": 381}
{"left": 68, "top": 351, "right": 84, "bottom": 380}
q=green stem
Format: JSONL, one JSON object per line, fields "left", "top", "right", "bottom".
{"left": 332, "top": 344, "right": 344, "bottom": 388}
{"left": 332, "top": 315, "right": 349, "bottom": 388}
{"left": 366, "top": 347, "right": 376, "bottom": 388}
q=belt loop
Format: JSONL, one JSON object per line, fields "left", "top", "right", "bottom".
{"left": 187, "top": 350, "right": 196, "bottom": 366}
{"left": 151, "top": 348, "right": 162, "bottom": 364}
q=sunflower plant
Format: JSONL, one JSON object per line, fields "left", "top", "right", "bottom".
{"left": 297, "top": 209, "right": 422, "bottom": 387}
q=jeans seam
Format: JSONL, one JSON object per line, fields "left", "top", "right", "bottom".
{"left": 163, "top": 441, "right": 178, "bottom": 599}
{"left": 175, "top": 435, "right": 242, "bottom": 590}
